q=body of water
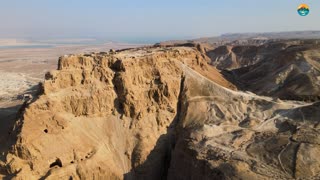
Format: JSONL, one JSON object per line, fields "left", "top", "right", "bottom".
{"left": 0, "top": 45, "right": 54, "bottom": 49}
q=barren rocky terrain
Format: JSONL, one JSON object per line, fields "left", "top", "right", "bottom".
{"left": 207, "top": 40, "right": 320, "bottom": 101}
{"left": 0, "top": 40, "right": 320, "bottom": 179}
{"left": 0, "top": 42, "right": 141, "bottom": 104}
{"left": 0, "top": 42, "right": 141, "bottom": 127}
{"left": 0, "top": 42, "right": 142, "bottom": 180}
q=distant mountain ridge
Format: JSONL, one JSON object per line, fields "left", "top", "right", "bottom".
{"left": 159, "top": 31, "right": 320, "bottom": 47}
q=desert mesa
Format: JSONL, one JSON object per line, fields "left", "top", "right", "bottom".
{"left": 0, "top": 37, "right": 320, "bottom": 179}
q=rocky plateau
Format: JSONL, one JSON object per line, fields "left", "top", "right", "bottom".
{"left": 0, "top": 41, "right": 320, "bottom": 180}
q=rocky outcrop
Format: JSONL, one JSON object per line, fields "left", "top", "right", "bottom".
{"left": 1, "top": 43, "right": 320, "bottom": 180}
{"left": 1, "top": 46, "right": 234, "bottom": 179}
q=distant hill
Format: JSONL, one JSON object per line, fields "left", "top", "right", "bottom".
{"left": 200, "top": 31, "right": 320, "bottom": 42}
{"left": 158, "top": 31, "right": 320, "bottom": 46}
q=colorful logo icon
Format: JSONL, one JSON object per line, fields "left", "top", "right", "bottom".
{"left": 297, "top": 4, "right": 310, "bottom": 16}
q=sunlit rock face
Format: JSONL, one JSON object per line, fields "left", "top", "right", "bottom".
{"left": 1, "top": 42, "right": 320, "bottom": 180}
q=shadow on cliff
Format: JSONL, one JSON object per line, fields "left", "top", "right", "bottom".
{"left": 123, "top": 76, "right": 186, "bottom": 180}
{"left": 0, "top": 84, "right": 43, "bottom": 178}
{"left": 0, "top": 104, "right": 22, "bottom": 178}
{"left": 0, "top": 104, "right": 21, "bottom": 160}
{"left": 123, "top": 120, "right": 177, "bottom": 180}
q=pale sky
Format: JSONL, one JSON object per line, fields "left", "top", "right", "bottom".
{"left": 1, "top": 0, "right": 319, "bottom": 42}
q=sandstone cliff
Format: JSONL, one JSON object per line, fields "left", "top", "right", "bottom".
{"left": 0, "top": 45, "right": 234, "bottom": 179}
{"left": 1, "top": 44, "right": 320, "bottom": 179}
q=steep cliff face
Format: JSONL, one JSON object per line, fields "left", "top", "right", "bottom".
{"left": 2, "top": 46, "right": 234, "bottom": 179}
{"left": 1, "top": 44, "right": 320, "bottom": 180}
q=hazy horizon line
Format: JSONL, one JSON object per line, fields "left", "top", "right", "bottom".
{"left": 1, "top": 30, "right": 320, "bottom": 45}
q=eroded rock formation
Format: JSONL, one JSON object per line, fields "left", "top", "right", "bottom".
{"left": 1, "top": 46, "right": 234, "bottom": 179}
{"left": 208, "top": 40, "right": 320, "bottom": 101}
{"left": 1, "top": 43, "right": 320, "bottom": 179}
